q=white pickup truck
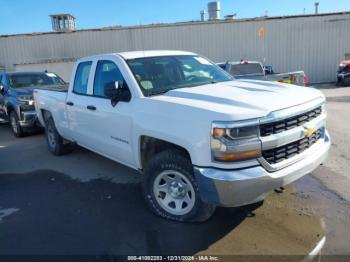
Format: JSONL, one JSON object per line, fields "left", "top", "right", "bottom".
{"left": 34, "top": 50, "right": 330, "bottom": 222}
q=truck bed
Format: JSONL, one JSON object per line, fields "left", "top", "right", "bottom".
{"left": 34, "top": 84, "right": 68, "bottom": 92}
{"left": 33, "top": 87, "right": 68, "bottom": 128}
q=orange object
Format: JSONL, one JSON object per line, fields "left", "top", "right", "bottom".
{"left": 214, "top": 150, "right": 261, "bottom": 162}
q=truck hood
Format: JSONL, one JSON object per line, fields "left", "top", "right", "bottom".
{"left": 10, "top": 84, "right": 68, "bottom": 96}
{"left": 151, "top": 79, "right": 324, "bottom": 121}
{"left": 10, "top": 87, "right": 35, "bottom": 96}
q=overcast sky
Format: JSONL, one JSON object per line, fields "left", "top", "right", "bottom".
{"left": 1, "top": 0, "right": 349, "bottom": 35}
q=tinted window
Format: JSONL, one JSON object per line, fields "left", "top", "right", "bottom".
{"left": 94, "top": 60, "right": 125, "bottom": 97}
{"left": 8, "top": 73, "right": 65, "bottom": 88}
{"left": 73, "top": 62, "right": 92, "bottom": 94}
{"left": 229, "top": 63, "right": 264, "bottom": 76}
{"left": 217, "top": 63, "right": 226, "bottom": 70}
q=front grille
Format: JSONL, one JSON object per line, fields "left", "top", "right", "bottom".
{"left": 260, "top": 107, "right": 322, "bottom": 137}
{"left": 262, "top": 128, "right": 322, "bottom": 164}
{"left": 20, "top": 104, "right": 35, "bottom": 111}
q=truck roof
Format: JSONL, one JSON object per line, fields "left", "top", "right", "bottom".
{"left": 79, "top": 50, "right": 197, "bottom": 61}
{"left": 228, "top": 61, "right": 262, "bottom": 65}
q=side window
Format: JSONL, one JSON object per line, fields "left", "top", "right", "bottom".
{"left": 73, "top": 61, "right": 92, "bottom": 95}
{"left": 93, "top": 60, "right": 125, "bottom": 97}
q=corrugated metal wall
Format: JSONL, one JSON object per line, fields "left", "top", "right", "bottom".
{"left": 14, "top": 61, "right": 75, "bottom": 81}
{"left": 1, "top": 13, "right": 350, "bottom": 83}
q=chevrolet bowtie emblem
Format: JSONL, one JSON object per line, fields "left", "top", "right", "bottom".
{"left": 304, "top": 127, "right": 314, "bottom": 137}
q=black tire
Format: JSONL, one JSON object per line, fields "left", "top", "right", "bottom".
{"left": 337, "top": 78, "right": 346, "bottom": 87}
{"left": 142, "top": 149, "right": 216, "bottom": 222}
{"left": 45, "top": 117, "right": 75, "bottom": 156}
{"left": 9, "top": 111, "right": 24, "bottom": 137}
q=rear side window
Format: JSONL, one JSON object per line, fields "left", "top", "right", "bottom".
{"left": 229, "top": 63, "right": 264, "bottom": 76}
{"left": 93, "top": 60, "right": 125, "bottom": 97}
{"left": 73, "top": 61, "right": 92, "bottom": 94}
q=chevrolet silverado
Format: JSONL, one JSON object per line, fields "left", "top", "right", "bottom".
{"left": 33, "top": 51, "right": 330, "bottom": 222}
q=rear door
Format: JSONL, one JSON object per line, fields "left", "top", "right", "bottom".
{"left": 65, "top": 61, "right": 95, "bottom": 146}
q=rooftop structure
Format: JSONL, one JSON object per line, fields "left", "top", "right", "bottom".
{"left": 50, "top": 14, "right": 76, "bottom": 32}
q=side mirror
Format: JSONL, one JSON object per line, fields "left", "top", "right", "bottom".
{"left": 104, "top": 81, "right": 120, "bottom": 107}
{"left": 104, "top": 81, "right": 131, "bottom": 107}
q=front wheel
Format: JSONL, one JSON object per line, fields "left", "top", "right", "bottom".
{"left": 142, "top": 150, "right": 216, "bottom": 222}
{"left": 9, "top": 111, "right": 24, "bottom": 137}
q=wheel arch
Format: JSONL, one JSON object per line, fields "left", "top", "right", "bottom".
{"left": 39, "top": 109, "right": 53, "bottom": 127}
{"left": 139, "top": 135, "right": 192, "bottom": 171}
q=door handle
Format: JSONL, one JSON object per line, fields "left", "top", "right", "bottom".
{"left": 66, "top": 101, "right": 74, "bottom": 106}
{"left": 87, "top": 105, "right": 96, "bottom": 111}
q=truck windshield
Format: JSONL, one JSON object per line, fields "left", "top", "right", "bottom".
{"left": 8, "top": 73, "right": 65, "bottom": 88}
{"left": 127, "top": 55, "right": 233, "bottom": 96}
{"left": 229, "top": 63, "right": 264, "bottom": 76}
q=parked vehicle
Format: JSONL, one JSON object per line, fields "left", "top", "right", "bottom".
{"left": 0, "top": 71, "right": 67, "bottom": 137}
{"left": 336, "top": 60, "right": 350, "bottom": 86}
{"left": 34, "top": 51, "right": 330, "bottom": 222}
{"left": 218, "top": 60, "right": 308, "bottom": 86}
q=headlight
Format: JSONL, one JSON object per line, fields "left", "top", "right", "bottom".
{"left": 211, "top": 122, "right": 261, "bottom": 162}
{"left": 17, "top": 95, "right": 34, "bottom": 105}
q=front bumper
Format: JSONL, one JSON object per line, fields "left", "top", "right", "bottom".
{"left": 19, "top": 110, "right": 41, "bottom": 128}
{"left": 194, "top": 130, "right": 331, "bottom": 207}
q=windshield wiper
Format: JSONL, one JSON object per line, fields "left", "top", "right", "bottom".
{"left": 146, "top": 89, "right": 172, "bottom": 97}
{"left": 146, "top": 80, "right": 225, "bottom": 97}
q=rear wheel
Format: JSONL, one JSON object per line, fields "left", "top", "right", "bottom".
{"left": 45, "top": 117, "right": 75, "bottom": 155}
{"left": 9, "top": 111, "right": 24, "bottom": 137}
{"left": 143, "top": 150, "right": 216, "bottom": 222}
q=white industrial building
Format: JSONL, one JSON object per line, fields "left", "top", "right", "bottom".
{"left": 0, "top": 11, "right": 349, "bottom": 83}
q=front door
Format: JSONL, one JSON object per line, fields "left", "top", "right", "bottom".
{"left": 86, "top": 59, "right": 134, "bottom": 166}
